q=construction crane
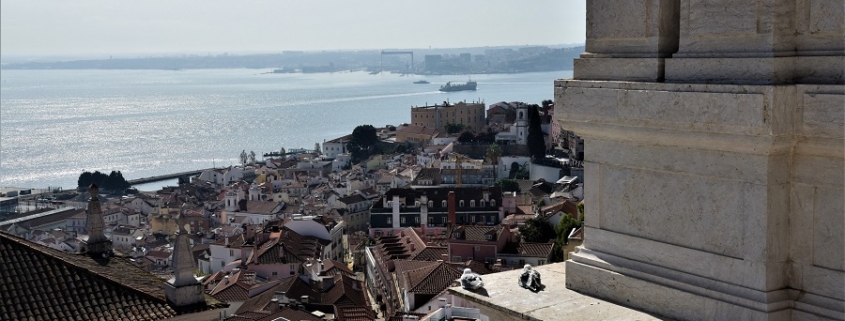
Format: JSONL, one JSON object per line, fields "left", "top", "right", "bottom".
{"left": 449, "top": 153, "right": 468, "bottom": 187}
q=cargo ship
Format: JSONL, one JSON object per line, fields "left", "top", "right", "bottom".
{"left": 439, "top": 80, "right": 477, "bottom": 92}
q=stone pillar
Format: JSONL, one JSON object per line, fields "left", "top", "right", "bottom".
{"left": 558, "top": 1, "right": 844, "bottom": 320}
{"left": 166, "top": 225, "right": 205, "bottom": 307}
{"left": 574, "top": 0, "right": 680, "bottom": 81}
{"left": 666, "top": 0, "right": 844, "bottom": 84}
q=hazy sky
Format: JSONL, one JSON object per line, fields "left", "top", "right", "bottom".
{"left": 1, "top": 0, "right": 586, "bottom": 56}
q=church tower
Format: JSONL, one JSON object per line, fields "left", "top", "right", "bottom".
{"left": 515, "top": 104, "right": 528, "bottom": 145}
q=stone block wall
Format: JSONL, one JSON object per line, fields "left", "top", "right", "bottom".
{"left": 559, "top": 1, "right": 844, "bottom": 320}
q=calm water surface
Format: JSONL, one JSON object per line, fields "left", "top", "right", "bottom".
{"left": 0, "top": 69, "right": 571, "bottom": 189}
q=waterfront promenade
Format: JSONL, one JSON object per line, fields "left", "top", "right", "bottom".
{"left": 126, "top": 169, "right": 210, "bottom": 185}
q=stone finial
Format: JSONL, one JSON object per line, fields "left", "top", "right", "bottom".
{"left": 83, "top": 184, "right": 111, "bottom": 255}
{"left": 166, "top": 225, "right": 204, "bottom": 307}
{"left": 88, "top": 183, "right": 99, "bottom": 199}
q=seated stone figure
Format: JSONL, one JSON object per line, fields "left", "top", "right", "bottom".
{"left": 519, "top": 264, "right": 542, "bottom": 292}
{"left": 460, "top": 268, "right": 484, "bottom": 290}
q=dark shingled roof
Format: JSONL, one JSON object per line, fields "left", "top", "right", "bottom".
{"left": 0, "top": 232, "right": 225, "bottom": 321}
{"left": 334, "top": 305, "right": 376, "bottom": 321}
{"left": 500, "top": 241, "right": 555, "bottom": 258}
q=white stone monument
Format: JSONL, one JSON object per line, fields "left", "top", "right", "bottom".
{"left": 558, "top": 1, "right": 844, "bottom": 320}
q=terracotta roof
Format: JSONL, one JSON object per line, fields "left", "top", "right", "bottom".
{"left": 209, "top": 270, "right": 257, "bottom": 302}
{"left": 322, "top": 274, "right": 367, "bottom": 307}
{"left": 0, "top": 232, "right": 225, "bottom": 321}
{"left": 236, "top": 276, "right": 319, "bottom": 314}
{"left": 450, "top": 225, "right": 502, "bottom": 242}
{"left": 411, "top": 246, "right": 448, "bottom": 261}
{"left": 334, "top": 305, "right": 376, "bottom": 321}
{"left": 247, "top": 227, "right": 321, "bottom": 265}
{"left": 337, "top": 194, "right": 367, "bottom": 205}
{"left": 244, "top": 201, "right": 282, "bottom": 214}
{"left": 402, "top": 261, "right": 462, "bottom": 295}
{"left": 500, "top": 241, "right": 555, "bottom": 258}
{"left": 397, "top": 124, "right": 440, "bottom": 136}
{"left": 226, "top": 306, "right": 322, "bottom": 321}
{"left": 321, "top": 259, "right": 356, "bottom": 278}
{"left": 1, "top": 208, "right": 85, "bottom": 230}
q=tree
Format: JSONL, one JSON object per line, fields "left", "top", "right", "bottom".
{"left": 240, "top": 150, "right": 248, "bottom": 165}
{"left": 509, "top": 162, "right": 520, "bottom": 179}
{"left": 526, "top": 104, "right": 546, "bottom": 160}
{"left": 541, "top": 99, "right": 554, "bottom": 113}
{"left": 350, "top": 125, "right": 378, "bottom": 149}
{"left": 494, "top": 179, "right": 520, "bottom": 193}
{"left": 457, "top": 130, "right": 475, "bottom": 143}
{"left": 445, "top": 123, "right": 468, "bottom": 134}
{"left": 518, "top": 218, "right": 555, "bottom": 243}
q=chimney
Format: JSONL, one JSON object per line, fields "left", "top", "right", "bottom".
{"left": 165, "top": 225, "right": 205, "bottom": 307}
{"left": 448, "top": 191, "right": 456, "bottom": 225}
{"left": 83, "top": 183, "right": 112, "bottom": 255}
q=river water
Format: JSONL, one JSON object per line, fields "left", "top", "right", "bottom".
{"left": 0, "top": 69, "right": 571, "bottom": 189}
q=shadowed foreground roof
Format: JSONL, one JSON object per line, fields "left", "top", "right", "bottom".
{"left": 0, "top": 232, "right": 225, "bottom": 321}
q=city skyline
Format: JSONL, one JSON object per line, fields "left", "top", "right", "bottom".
{"left": 1, "top": 0, "right": 586, "bottom": 57}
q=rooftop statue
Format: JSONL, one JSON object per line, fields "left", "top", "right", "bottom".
{"left": 518, "top": 264, "right": 542, "bottom": 292}
{"left": 460, "top": 268, "right": 484, "bottom": 290}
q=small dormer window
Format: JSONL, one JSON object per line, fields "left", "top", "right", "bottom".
{"left": 459, "top": 200, "right": 465, "bottom": 207}
{"left": 470, "top": 200, "right": 475, "bottom": 207}
{"left": 415, "top": 201, "right": 420, "bottom": 207}
{"left": 442, "top": 200, "right": 447, "bottom": 208}
{"left": 428, "top": 201, "right": 433, "bottom": 208}
{"left": 480, "top": 200, "right": 486, "bottom": 207}
{"left": 486, "top": 234, "right": 493, "bottom": 241}
{"left": 490, "top": 200, "right": 496, "bottom": 207}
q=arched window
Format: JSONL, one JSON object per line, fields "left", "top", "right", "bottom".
{"left": 442, "top": 200, "right": 447, "bottom": 208}
{"left": 459, "top": 200, "right": 465, "bottom": 207}
{"left": 519, "top": 111, "right": 524, "bottom": 119}
{"left": 470, "top": 200, "right": 475, "bottom": 207}
{"left": 415, "top": 201, "right": 420, "bottom": 207}
{"left": 480, "top": 200, "right": 486, "bottom": 207}
{"left": 490, "top": 200, "right": 496, "bottom": 207}
{"left": 428, "top": 201, "right": 433, "bottom": 208}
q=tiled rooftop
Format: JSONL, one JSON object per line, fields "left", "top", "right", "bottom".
{"left": 0, "top": 232, "right": 225, "bottom": 321}
{"left": 448, "top": 263, "right": 668, "bottom": 321}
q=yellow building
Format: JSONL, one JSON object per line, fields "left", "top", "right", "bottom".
{"left": 410, "top": 101, "right": 486, "bottom": 132}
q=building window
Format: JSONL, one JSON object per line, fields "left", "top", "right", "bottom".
{"left": 386, "top": 217, "right": 392, "bottom": 224}
{"left": 538, "top": 260, "right": 546, "bottom": 266}
{"left": 400, "top": 217, "right": 406, "bottom": 224}
{"left": 459, "top": 200, "right": 465, "bottom": 207}
{"left": 428, "top": 216, "right": 433, "bottom": 224}
{"left": 272, "top": 271, "right": 278, "bottom": 276}
{"left": 428, "top": 201, "right": 433, "bottom": 207}
{"left": 470, "top": 200, "right": 475, "bottom": 207}
{"left": 491, "top": 200, "right": 496, "bottom": 207}
{"left": 442, "top": 200, "right": 447, "bottom": 207}
{"left": 470, "top": 216, "right": 476, "bottom": 223}
{"left": 229, "top": 250, "right": 234, "bottom": 257}
{"left": 480, "top": 200, "right": 486, "bottom": 207}
{"left": 414, "top": 216, "right": 419, "bottom": 224}
{"left": 453, "top": 256, "right": 462, "bottom": 262}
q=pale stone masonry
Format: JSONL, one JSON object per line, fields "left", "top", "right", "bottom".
{"left": 558, "top": 1, "right": 843, "bottom": 320}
